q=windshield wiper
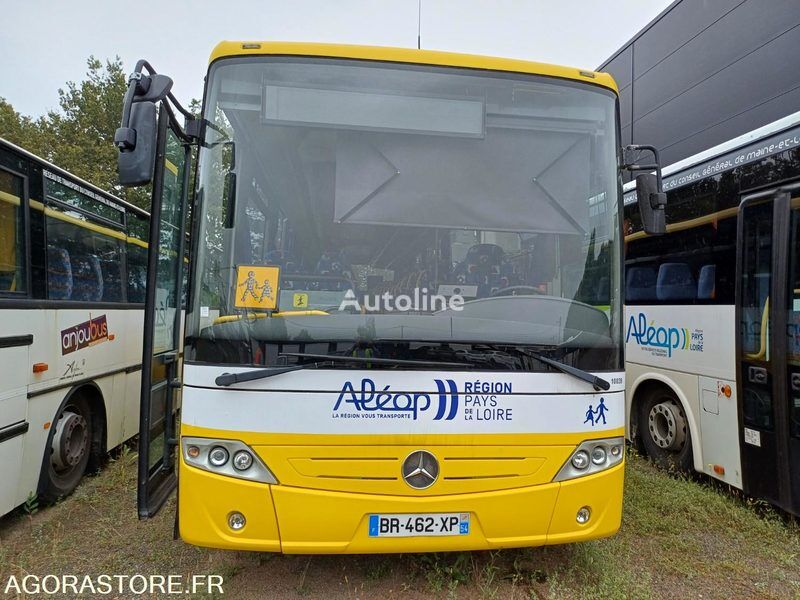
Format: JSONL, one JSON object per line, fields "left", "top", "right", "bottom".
{"left": 215, "top": 362, "right": 331, "bottom": 386}
{"left": 487, "top": 345, "right": 610, "bottom": 391}
{"left": 215, "top": 352, "right": 469, "bottom": 386}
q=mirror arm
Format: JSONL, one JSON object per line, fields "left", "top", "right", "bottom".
{"left": 116, "top": 58, "right": 201, "bottom": 147}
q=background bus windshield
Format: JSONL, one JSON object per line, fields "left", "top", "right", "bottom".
{"left": 188, "top": 58, "right": 621, "bottom": 371}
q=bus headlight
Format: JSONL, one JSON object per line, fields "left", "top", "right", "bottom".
{"left": 208, "top": 446, "right": 229, "bottom": 467}
{"left": 571, "top": 450, "right": 590, "bottom": 470}
{"left": 233, "top": 450, "right": 253, "bottom": 471}
{"left": 591, "top": 446, "right": 607, "bottom": 465}
{"left": 181, "top": 437, "right": 278, "bottom": 484}
{"left": 553, "top": 437, "right": 624, "bottom": 482}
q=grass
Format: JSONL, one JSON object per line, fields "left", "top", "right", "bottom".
{"left": 0, "top": 448, "right": 798, "bottom": 599}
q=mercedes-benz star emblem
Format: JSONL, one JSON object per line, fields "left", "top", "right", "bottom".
{"left": 402, "top": 450, "right": 439, "bottom": 489}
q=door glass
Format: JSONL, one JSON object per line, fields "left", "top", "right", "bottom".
{"left": 0, "top": 170, "right": 25, "bottom": 292}
{"left": 739, "top": 201, "right": 773, "bottom": 429}
{"left": 153, "top": 134, "right": 186, "bottom": 354}
{"left": 139, "top": 118, "right": 189, "bottom": 518}
{"left": 788, "top": 201, "right": 800, "bottom": 438}
{"left": 147, "top": 127, "right": 187, "bottom": 474}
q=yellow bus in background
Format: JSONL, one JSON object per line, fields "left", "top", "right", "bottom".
{"left": 117, "top": 42, "right": 665, "bottom": 553}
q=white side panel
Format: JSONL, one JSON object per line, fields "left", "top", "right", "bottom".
{"left": 625, "top": 305, "right": 736, "bottom": 380}
{"left": 0, "top": 436, "right": 25, "bottom": 515}
{"left": 698, "top": 375, "right": 742, "bottom": 488}
{"left": 0, "top": 308, "right": 143, "bottom": 515}
{"left": 0, "top": 343, "right": 29, "bottom": 515}
{"left": 625, "top": 305, "right": 739, "bottom": 482}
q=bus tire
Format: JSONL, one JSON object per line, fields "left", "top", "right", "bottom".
{"left": 40, "top": 395, "right": 93, "bottom": 503}
{"left": 637, "top": 386, "right": 693, "bottom": 473}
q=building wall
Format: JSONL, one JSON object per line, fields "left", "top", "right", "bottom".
{"left": 599, "top": 0, "right": 800, "bottom": 167}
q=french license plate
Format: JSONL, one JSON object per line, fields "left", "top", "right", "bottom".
{"left": 368, "top": 513, "right": 470, "bottom": 537}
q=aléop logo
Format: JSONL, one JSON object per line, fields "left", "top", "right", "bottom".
{"left": 332, "top": 378, "right": 514, "bottom": 422}
{"left": 626, "top": 311, "right": 704, "bottom": 358}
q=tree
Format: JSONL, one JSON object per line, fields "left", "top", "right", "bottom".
{"left": 47, "top": 56, "right": 151, "bottom": 210}
{"left": 0, "top": 97, "right": 50, "bottom": 158}
{"left": 0, "top": 57, "right": 151, "bottom": 210}
{"left": 0, "top": 57, "right": 202, "bottom": 213}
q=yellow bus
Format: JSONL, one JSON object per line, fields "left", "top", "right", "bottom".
{"left": 116, "top": 42, "right": 664, "bottom": 553}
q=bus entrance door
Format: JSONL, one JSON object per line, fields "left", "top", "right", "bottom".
{"left": 137, "top": 111, "right": 190, "bottom": 518}
{"left": 737, "top": 184, "right": 800, "bottom": 515}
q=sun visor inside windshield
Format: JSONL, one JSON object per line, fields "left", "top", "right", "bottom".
{"left": 333, "top": 131, "right": 591, "bottom": 234}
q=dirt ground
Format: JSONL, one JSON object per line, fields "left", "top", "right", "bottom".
{"left": 1, "top": 448, "right": 798, "bottom": 599}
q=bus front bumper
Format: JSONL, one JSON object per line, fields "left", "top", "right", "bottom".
{"left": 177, "top": 461, "right": 623, "bottom": 553}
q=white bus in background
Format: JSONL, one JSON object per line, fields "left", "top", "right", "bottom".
{"left": 0, "top": 138, "right": 150, "bottom": 516}
{"left": 623, "top": 112, "right": 800, "bottom": 516}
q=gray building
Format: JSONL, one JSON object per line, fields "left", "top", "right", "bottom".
{"left": 598, "top": 0, "right": 800, "bottom": 166}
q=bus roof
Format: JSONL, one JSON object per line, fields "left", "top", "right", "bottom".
{"left": 209, "top": 41, "right": 618, "bottom": 94}
{"left": 0, "top": 136, "right": 149, "bottom": 218}
{"left": 623, "top": 109, "right": 800, "bottom": 198}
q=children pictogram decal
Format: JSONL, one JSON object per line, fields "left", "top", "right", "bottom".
{"left": 583, "top": 397, "right": 608, "bottom": 427}
{"left": 234, "top": 265, "right": 280, "bottom": 310}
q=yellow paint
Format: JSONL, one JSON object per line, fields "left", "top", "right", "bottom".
{"left": 0, "top": 189, "right": 21, "bottom": 207}
{"left": 179, "top": 454, "right": 282, "bottom": 552}
{"left": 262, "top": 444, "right": 570, "bottom": 496}
{"left": 209, "top": 42, "right": 618, "bottom": 94}
{"left": 234, "top": 265, "right": 280, "bottom": 310}
{"left": 625, "top": 206, "right": 738, "bottom": 243}
{"left": 0, "top": 197, "right": 18, "bottom": 278}
{"left": 178, "top": 422, "right": 624, "bottom": 553}
{"left": 212, "top": 309, "right": 328, "bottom": 325}
{"left": 165, "top": 159, "right": 179, "bottom": 177}
{"left": 745, "top": 297, "right": 770, "bottom": 361}
{"left": 292, "top": 293, "right": 309, "bottom": 308}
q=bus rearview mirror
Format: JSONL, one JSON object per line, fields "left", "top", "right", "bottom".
{"left": 116, "top": 101, "right": 157, "bottom": 187}
{"left": 635, "top": 173, "right": 667, "bottom": 235}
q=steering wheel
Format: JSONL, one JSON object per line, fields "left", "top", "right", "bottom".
{"left": 490, "top": 285, "right": 544, "bottom": 297}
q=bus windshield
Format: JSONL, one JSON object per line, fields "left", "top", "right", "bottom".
{"left": 188, "top": 57, "right": 622, "bottom": 370}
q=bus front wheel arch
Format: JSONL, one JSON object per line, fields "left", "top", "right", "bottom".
{"left": 39, "top": 385, "right": 107, "bottom": 504}
{"left": 633, "top": 383, "right": 693, "bottom": 473}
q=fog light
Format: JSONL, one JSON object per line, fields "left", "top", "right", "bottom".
{"left": 591, "top": 446, "right": 607, "bottom": 465}
{"left": 610, "top": 445, "right": 622, "bottom": 457}
{"left": 576, "top": 506, "right": 591, "bottom": 524}
{"left": 228, "top": 512, "right": 246, "bottom": 531}
{"left": 233, "top": 450, "right": 253, "bottom": 471}
{"left": 187, "top": 445, "right": 200, "bottom": 459}
{"left": 571, "top": 450, "right": 590, "bottom": 470}
{"left": 209, "top": 446, "right": 229, "bottom": 467}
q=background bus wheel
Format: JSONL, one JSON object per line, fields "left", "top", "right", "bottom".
{"left": 40, "top": 396, "right": 92, "bottom": 503}
{"left": 638, "top": 388, "right": 692, "bottom": 472}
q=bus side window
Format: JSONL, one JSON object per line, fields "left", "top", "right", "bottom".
{"left": 126, "top": 243, "right": 148, "bottom": 303}
{"left": 45, "top": 212, "right": 124, "bottom": 302}
{"left": 126, "top": 212, "right": 149, "bottom": 304}
{"left": 0, "top": 169, "right": 26, "bottom": 293}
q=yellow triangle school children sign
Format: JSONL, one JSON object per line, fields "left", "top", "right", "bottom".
{"left": 234, "top": 265, "right": 280, "bottom": 310}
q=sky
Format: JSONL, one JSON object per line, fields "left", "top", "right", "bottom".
{"left": 1, "top": 0, "right": 673, "bottom": 118}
